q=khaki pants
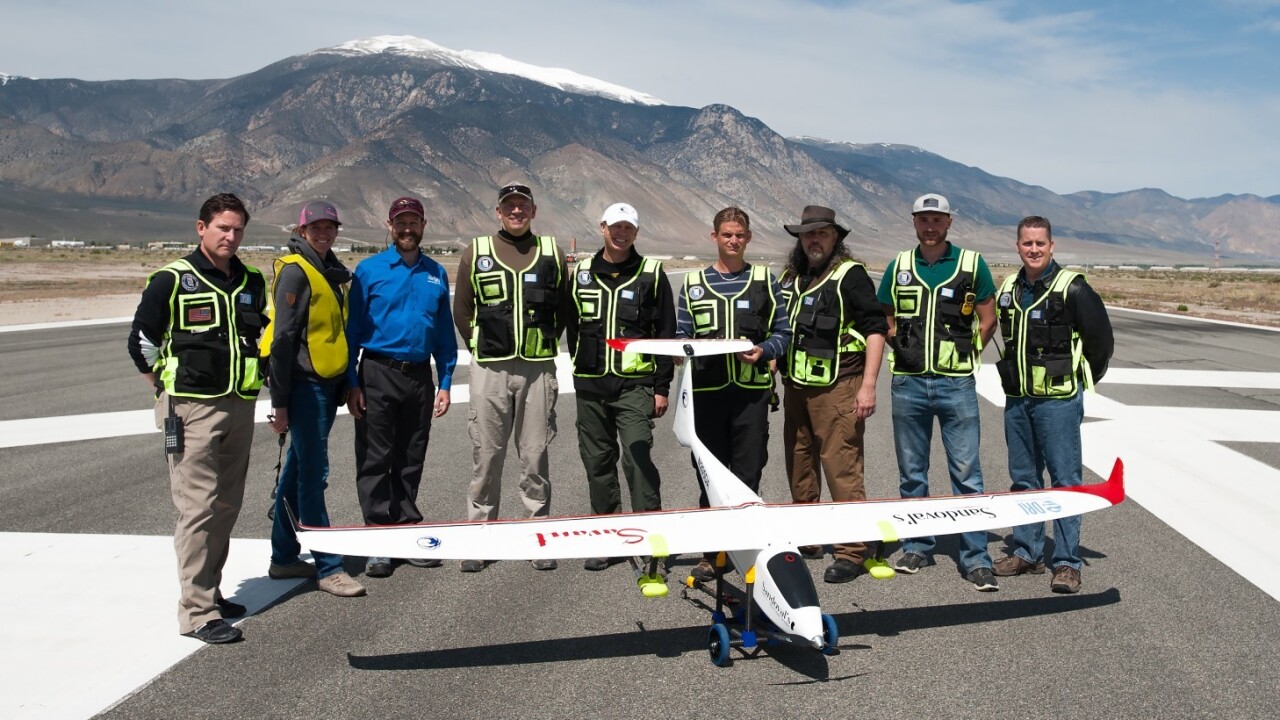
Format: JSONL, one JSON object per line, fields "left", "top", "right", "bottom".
{"left": 466, "top": 358, "right": 558, "bottom": 521}
{"left": 157, "top": 393, "right": 255, "bottom": 633}
{"left": 783, "top": 374, "right": 869, "bottom": 564}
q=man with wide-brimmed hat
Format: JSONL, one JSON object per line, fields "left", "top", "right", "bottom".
{"left": 777, "top": 205, "right": 892, "bottom": 584}
{"left": 876, "top": 193, "right": 1000, "bottom": 592}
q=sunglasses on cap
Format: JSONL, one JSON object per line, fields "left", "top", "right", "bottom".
{"left": 498, "top": 183, "right": 533, "bottom": 201}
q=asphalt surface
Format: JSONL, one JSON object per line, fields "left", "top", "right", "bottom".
{"left": 1, "top": 307, "right": 1278, "bottom": 720}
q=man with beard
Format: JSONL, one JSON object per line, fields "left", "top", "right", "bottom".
{"left": 877, "top": 193, "right": 1000, "bottom": 591}
{"left": 345, "top": 196, "right": 458, "bottom": 579}
{"left": 777, "top": 206, "right": 891, "bottom": 584}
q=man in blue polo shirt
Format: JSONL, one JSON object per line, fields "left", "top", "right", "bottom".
{"left": 345, "top": 196, "right": 458, "bottom": 578}
{"left": 877, "top": 193, "right": 1000, "bottom": 592}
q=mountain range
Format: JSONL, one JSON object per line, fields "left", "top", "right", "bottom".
{"left": 1, "top": 35, "right": 1276, "bottom": 265}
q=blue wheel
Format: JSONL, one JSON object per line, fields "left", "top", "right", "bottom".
{"left": 708, "top": 623, "right": 732, "bottom": 666}
{"left": 821, "top": 613, "right": 839, "bottom": 655}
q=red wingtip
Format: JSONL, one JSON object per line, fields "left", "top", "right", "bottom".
{"left": 1062, "top": 458, "right": 1125, "bottom": 506}
{"left": 606, "top": 338, "right": 631, "bottom": 352}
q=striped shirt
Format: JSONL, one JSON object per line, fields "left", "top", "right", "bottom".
{"left": 675, "top": 264, "right": 792, "bottom": 362}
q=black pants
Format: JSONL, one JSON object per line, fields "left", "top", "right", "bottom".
{"left": 354, "top": 357, "right": 435, "bottom": 525}
{"left": 690, "top": 385, "right": 770, "bottom": 507}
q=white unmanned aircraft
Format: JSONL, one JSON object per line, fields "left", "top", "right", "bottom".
{"left": 298, "top": 338, "right": 1125, "bottom": 666}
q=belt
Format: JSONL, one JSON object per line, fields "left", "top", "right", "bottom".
{"left": 364, "top": 352, "right": 430, "bottom": 374}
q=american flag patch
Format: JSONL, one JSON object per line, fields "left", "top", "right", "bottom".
{"left": 187, "top": 307, "right": 213, "bottom": 324}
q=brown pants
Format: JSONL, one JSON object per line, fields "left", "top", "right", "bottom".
{"left": 783, "top": 374, "right": 869, "bottom": 564}
{"left": 158, "top": 393, "right": 255, "bottom": 633}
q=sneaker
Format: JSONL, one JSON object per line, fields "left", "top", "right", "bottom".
{"left": 531, "top": 558, "right": 558, "bottom": 571}
{"left": 184, "top": 619, "right": 242, "bottom": 644}
{"left": 799, "top": 545, "right": 823, "bottom": 559}
{"left": 1050, "top": 566, "right": 1082, "bottom": 594}
{"left": 968, "top": 567, "right": 1000, "bottom": 592}
{"left": 215, "top": 596, "right": 247, "bottom": 618}
{"left": 993, "top": 555, "right": 1047, "bottom": 577}
{"left": 689, "top": 559, "right": 716, "bottom": 583}
{"left": 894, "top": 552, "right": 927, "bottom": 574}
{"left": 583, "top": 557, "right": 611, "bottom": 571}
{"left": 402, "top": 558, "right": 442, "bottom": 568}
{"left": 365, "top": 557, "right": 393, "bottom": 578}
{"left": 317, "top": 572, "right": 367, "bottom": 597}
{"left": 459, "top": 559, "right": 486, "bottom": 573}
{"left": 823, "top": 558, "right": 867, "bottom": 584}
{"left": 268, "top": 560, "right": 316, "bottom": 580}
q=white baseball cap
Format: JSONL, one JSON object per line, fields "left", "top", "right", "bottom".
{"left": 600, "top": 202, "right": 639, "bottom": 228}
{"left": 912, "top": 193, "right": 951, "bottom": 215}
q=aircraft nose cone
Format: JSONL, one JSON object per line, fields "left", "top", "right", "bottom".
{"left": 808, "top": 635, "right": 825, "bottom": 650}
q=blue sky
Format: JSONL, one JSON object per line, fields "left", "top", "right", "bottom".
{"left": 1, "top": 0, "right": 1277, "bottom": 199}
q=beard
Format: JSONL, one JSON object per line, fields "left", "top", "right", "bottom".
{"left": 394, "top": 230, "right": 423, "bottom": 251}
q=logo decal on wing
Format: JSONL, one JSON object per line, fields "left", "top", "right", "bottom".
{"left": 535, "top": 527, "right": 647, "bottom": 546}
{"left": 892, "top": 507, "right": 996, "bottom": 526}
{"left": 417, "top": 536, "right": 442, "bottom": 550}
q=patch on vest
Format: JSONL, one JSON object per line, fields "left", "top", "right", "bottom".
{"left": 940, "top": 287, "right": 955, "bottom": 299}
{"left": 180, "top": 273, "right": 199, "bottom": 292}
{"left": 476, "top": 256, "right": 494, "bottom": 272}
{"left": 1030, "top": 310, "right": 1043, "bottom": 320}
{"left": 896, "top": 270, "right": 913, "bottom": 285}
{"left": 186, "top": 307, "right": 212, "bottom": 324}
{"left": 736, "top": 299, "right": 750, "bottom": 309}
{"left": 999, "top": 292, "right": 1013, "bottom": 308}
{"left": 780, "top": 276, "right": 794, "bottom": 289}
{"left": 689, "top": 286, "right": 705, "bottom": 300}
{"left": 577, "top": 270, "right": 592, "bottom": 285}
{"left": 621, "top": 289, "right": 635, "bottom": 300}
{"left": 237, "top": 292, "right": 253, "bottom": 305}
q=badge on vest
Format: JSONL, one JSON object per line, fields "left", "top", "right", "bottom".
{"left": 999, "top": 292, "right": 1013, "bottom": 308}
{"left": 689, "top": 286, "right": 705, "bottom": 300}
{"left": 736, "top": 299, "right": 750, "bottom": 309}
{"left": 780, "top": 276, "right": 794, "bottom": 289}
{"left": 476, "top": 256, "right": 494, "bottom": 272}
{"left": 577, "top": 271, "right": 592, "bottom": 285}
{"left": 237, "top": 292, "right": 253, "bottom": 305}
{"left": 896, "top": 271, "right": 913, "bottom": 285}
{"left": 621, "top": 289, "right": 635, "bottom": 300}
{"left": 940, "top": 287, "right": 955, "bottom": 299}
{"left": 803, "top": 296, "right": 816, "bottom": 306}
{"left": 524, "top": 273, "right": 538, "bottom": 283}
{"left": 1030, "top": 310, "right": 1043, "bottom": 320}
{"left": 181, "top": 273, "right": 199, "bottom": 292}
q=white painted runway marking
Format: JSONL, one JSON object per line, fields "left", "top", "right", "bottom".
{"left": 0, "top": 351, "right": 577, "bottom": 448}
{"left": 0, "top": 533, "right": 306, "bottom": 720}
{"left": 976, "top": 365, "right": 1280, "bottom": 602}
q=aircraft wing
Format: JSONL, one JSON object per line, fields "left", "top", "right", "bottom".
{"left": 299, "top": 460, "right": 1124, "bottom": 561}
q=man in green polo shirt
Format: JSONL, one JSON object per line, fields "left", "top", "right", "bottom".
{"left": 877, "top": 193, "right": 1000, "bottom": 592}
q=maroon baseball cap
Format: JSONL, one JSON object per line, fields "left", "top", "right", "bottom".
{"left": 298, "top": 200, "right": 341, "bottom": 227}
{"left": 388, "top": 196, "right": 425, "bottom": 222}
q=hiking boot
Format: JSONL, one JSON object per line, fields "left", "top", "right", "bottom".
{"left": 403, "top": 558, "right": 442, "bottom": 568}
{"left": 799, "top": 545, "right": 823, "bottom": 559}
{"left": 184, "top": 619, "right": 242, "bottom": 644}
{"left": 459, "top": 559, "right": 486, "bottom": 573}
{"left": 968, "top": 566, "right": 1000, "bottom": 592}
{"left": 365, "top": 557, "right": 393, "bottom": 578}
{"left": 317, "top": 572, "right": 367, "bottom": 597}
{"left": 531, "top": 558, "right": 558, "bottom": 571}
{"left": 993, "top": 555, "right": 1046, "bottom": 577}
{"left": 689, "top": 559, "right": 716, "bottom": 583}
{"left": 583, "top": 557, "right": 611, "bottom": 571}
{"left": 268, "top": 560, "right": 316, "bottom": 580}
{"left": 823, "top": 558, "right": 866, "bottom": 584}
{"left": 894, "top": 552, "right": 927, "bottom": 574}
{"left": 1050, "top": 566, "right": 1082, "bottom": 594}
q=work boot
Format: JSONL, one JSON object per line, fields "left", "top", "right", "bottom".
{"left": 993, "top": 555, "right": 1046, "bottom": 577}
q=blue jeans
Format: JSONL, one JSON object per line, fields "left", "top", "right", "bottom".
{"left": 891, "top": 374, "right": 992, "bottom": 571}
{"left": 271, "top": 378, "right": 344, "bottom": 579}
{"left": 1004, "top": 392, "right": 1085, "bottom": 570}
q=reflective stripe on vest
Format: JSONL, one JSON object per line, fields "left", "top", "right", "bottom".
{"left": 260, "top": 255, "right": 349, "bottom": 380}
{"left": 684, "top": 265, "right": 775, "bottom": 391}
{"left": 781, "top": 260, "right": 869, "bottom": 387}
{"left": 154, "top": 258, "right": 266, "bottom": 399}
{"left": 469, "top": 235, "right": 563, "bottom": 362}
{"left": 571, "top": 256, "right": 661, "bottom": 378}
{"left": 888, "top": 248, "right": 982, "bottom": 376}
{"left": 995, "top": 270, "right": 1088, "bottom": 398}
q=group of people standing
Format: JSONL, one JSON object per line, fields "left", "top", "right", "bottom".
{"left": 129, "top": 185, "right": 1112, "bottom": 645}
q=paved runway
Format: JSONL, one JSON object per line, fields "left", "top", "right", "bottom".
{"left": 1, "top": 307, "right": 1277, "bottom": 720}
